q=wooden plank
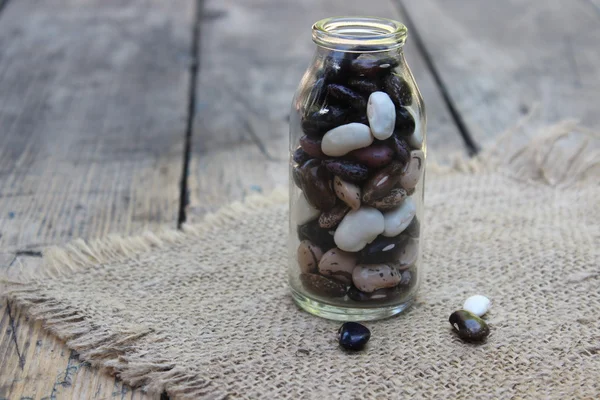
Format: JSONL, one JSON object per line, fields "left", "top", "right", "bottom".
{"left": 401, "top": 0, "right": 600, "bottom": 145}
{"left": 0, "top": 0, "right": 193, "bottom": 252}
{"left": 188, "top": 0, "right": 467, "bottom": 219}
{"left": 1, "top": 296, "right": 160, "bottom": 400}
{"left": 0, "top": 0, "right": 196, "bottom": 398}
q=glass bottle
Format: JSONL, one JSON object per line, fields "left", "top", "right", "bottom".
{"left": 289, "top": 17, "right": 426, "bottom": 321}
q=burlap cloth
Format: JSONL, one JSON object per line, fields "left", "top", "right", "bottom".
{"left": 2, "top": 121, "right": 599, "bottom": 399}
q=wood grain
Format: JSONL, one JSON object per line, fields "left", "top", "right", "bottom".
{"left": 0, "top": 0, "right": 195, "bottom": 398}
{"left": 187, "top": 0, "right": 467, "bottom": 219}
{"left": 400, "top": 0, "right": 600, "bottom": 145}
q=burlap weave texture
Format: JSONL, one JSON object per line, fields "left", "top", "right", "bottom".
{"left": 2, "top": 123, "right": 599, "bottom": 399}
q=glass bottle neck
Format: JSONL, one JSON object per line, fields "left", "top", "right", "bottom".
{"left": 312, "top": 17, "right": 407, "bottom": 53}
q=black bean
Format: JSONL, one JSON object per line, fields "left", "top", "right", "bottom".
{"left": 390, "top": 135, "right": 411, "bottom": 165}
{"left": 384, "top": 73, "right": 412, "bottom": 107}
{"left": 323, "top": 159, "right": 369, "bottom": 182}
{"left": 359, "top": 234, "right": 408, "bottom": 264}
{"left": 297, "top": 219, "right": 336, "bottom": 251}
{"left": 404, "top": 217, "right": 420, "bottom": 238}
{"left": 301, "top": 77, "right": 328, "bottom": 110}
{"left": 322, "top": 52, "right": 353, "bottom": 83}
{"left": 449, "top": 310, "right": 490, "bottom": 342}
{"left": 327, "top": 84, "right": 367, "bottom": 110}
{"left": 350, "top": 54, "right": 399, "bottom": 77}
{"left": 301, "top": 105, "right": 349, "bottom": 137}
{"left": 347, "top": 286, "right": 400, "bottom": 302}
{"left": 337, "top": 322, "right": 371, "bottom": 351}
{"left": 347, "top": 78, "right": 382, "bottom": 94}
{"left": 394, "top": 107, "right": 416, "bottom": 137}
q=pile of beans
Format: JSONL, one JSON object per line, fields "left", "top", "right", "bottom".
{"left": 292, "top": 50, "right": 424, "bottom": 304}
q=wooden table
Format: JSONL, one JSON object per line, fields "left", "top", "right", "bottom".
{"left": 1, "top": 0, "right": 598, "bottom": 398}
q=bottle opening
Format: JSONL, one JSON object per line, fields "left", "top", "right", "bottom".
{"left": 312, "top": 17, "right": 407, "bottom": 52}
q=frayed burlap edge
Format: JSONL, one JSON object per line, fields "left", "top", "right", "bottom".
{"left": 1, "top": 121, "right": 598, "bottom": 399}
{"left": 429, "top": 118, "right": 599, "bottom": 188}
{"left": 1, "top": 189, "right": 289, "bottom": 400}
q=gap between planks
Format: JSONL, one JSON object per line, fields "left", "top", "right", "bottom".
{"left": 178, "top": 0, "right": 204, "bottom": 228}
{"left": 395, "top": 0, "right": 480, "bottom": 155}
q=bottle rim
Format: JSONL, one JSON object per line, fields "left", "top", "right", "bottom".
{"left": 312, "top": 16, "right": 407, "bottom": 52}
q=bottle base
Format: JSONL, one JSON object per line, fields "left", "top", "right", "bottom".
{"left": 291, "top": 288, "right": 414, "bottom": 321}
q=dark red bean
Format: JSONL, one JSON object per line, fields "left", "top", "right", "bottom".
{"left": 322, "top": 159, "right": 369, "bottom": 182}
{"left": 299, "top": 135, "right": 326, "bottom": 159}
{"left": 293, "top": 147, "right": 310, "bottom": 165}
{"left": 348, "top": 143, "right": 394, "bottom": 169}
{"left": 292, "top": 165, "right": 303, "bottom": 188}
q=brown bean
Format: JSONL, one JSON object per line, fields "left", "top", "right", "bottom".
{"left": 352, "top": 264, "right": 402, "bottom": 293}
{"left": 362, "top": 161, "right": 405, "bottom": 203}
{"left": 318, "top": 203, "right": 350, "bottom": 229}
{"left": 399, "top": 150, "right": 424, "bottom": 191}
{"left": 333, "top": 176, "right": 361, "bottom": 210}
{"left": 297, "top": 240, "right": 324, "bottom": 274}
{"left": 318, "top": 248, "right": 358, "bottom": 285}
{"left": 365, "top": 187, "right": 408, "bottom": 211}
{"left": 300, "top": 273, "right": 348, "bottom": 297}
{"left": 299, "top": 159, "right": 336, "bottom": 211}
{"left": 299, "top": 135, "right": 326, "bottom": 159}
